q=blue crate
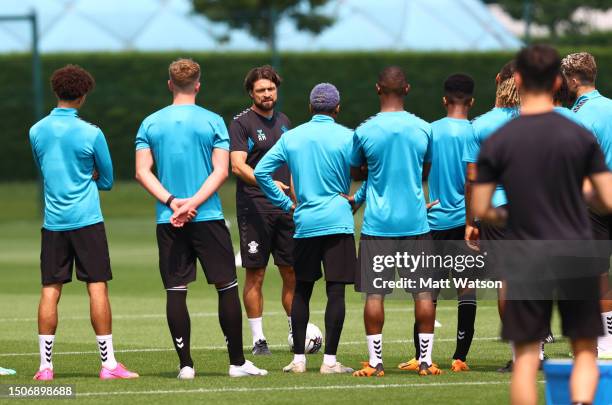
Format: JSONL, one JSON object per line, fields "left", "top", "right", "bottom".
{"left": 544, "top": 359, "right": 612, "bottom": 405}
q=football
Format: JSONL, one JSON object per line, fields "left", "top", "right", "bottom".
{"left": 288, "top": 323, "right": 323, "bottom": 354}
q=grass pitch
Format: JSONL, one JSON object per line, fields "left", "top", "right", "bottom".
{"left": 0, "top": 181, "right": 567, "bottom": 404}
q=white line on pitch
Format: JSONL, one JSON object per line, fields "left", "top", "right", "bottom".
{"left": 78, "top": 380, "right": 539, "bottom": 398}
{"left": 0, "top": 337, "right": 499, "bottom": 357}
{"left": 0, "top": 305, "right": 496, "bottom": 323}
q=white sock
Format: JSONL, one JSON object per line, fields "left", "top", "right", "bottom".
{"left": 38, "top": 335, "right": 55, "bottom": 371}
{"left": 510, "top": 341, "right": 516, "bottom": 362}
{"left": 418, "top": 333, "right": 434, "bottom": 366}
{"left": 293, "top": 354, "right": 306, "bottom": 364}
{"left": 323, "top": 354, "right": 336, "bottom": 367}
{"left": 598, "top": 311, "right": 612, "bottom": 351}
{"left": 367, "top": 334, "right": 383, "bottom": 366}
{"left": 96, "top": 334, "right": 118, "bottom": 369}
{"left": 248, "top": 317, "right": 265, "bottom": 344}
{"left": 539, "top": 341, "right": 545, "bottom": 361}
{"left": 287, "top": 316, "right": 293, "bottom": 334}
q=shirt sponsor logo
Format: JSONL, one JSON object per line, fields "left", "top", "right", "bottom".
{"left": 248, "top": 240, "right": 259, "bottom": 254}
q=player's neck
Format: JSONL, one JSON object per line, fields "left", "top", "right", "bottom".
{"left": 172, "top": 92, "right": 197, "bottom": 105}
{"left": 251, "top": 105, "right": 274, "bottom": 118}
{"left": 576, "top": 85, "right": 597, "bottom": 98}
{"left": 379, "top": 97, "right": 405, "bottom": 112}
{"left": 445, "top": 104, "right": 469, "bottom": 120}
{"left": 520, "top": 93, "right": 554, "bottom": 115}
{"left": 56, "top": 101, "right": 80, "bottom": 109}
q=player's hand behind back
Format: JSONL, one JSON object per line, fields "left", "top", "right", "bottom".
{"left": 340, "top": 193, "right": 363, "bottom": 215}
{"left": 465, "top": 224, "right": 480, "bottom": 252}
{"left": 274, "top": 181, "right": 290, "bottom": 193}
{"left": 170, "top": 198, "right": 198, "bottom": 228}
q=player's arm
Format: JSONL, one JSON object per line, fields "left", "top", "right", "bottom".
{"left": 582, "top": 136, "right": 612, "bottom": 212}
{"left": 231, "top": 150, "right": 290, "bottom": 192}
{"left": 422, "top": 133, "right": 439, "bottom": 210}
{"left": 341, "top": 181, "right": 366, "bottom": 215}
{"left": 254, "top": 140, "right": 294, "bottom": 212}
{"left": 350, "top": 132, "right": 368, "bottom": 181}
{"left": 230, "top": 151, "right": 257, "bottom": 186}
{"left": 29, "top": 134, "right": 41, "bottom": 172}
{"left": 587, "top": 172, "right": 612, "bottom": 212}
{"left": 93, "top": 130, "right": 114, "bottom": 191}
{"left": 472, "top": 138, "right": 507, "bottom": 226}
{"left": 421, "top": 162, "right": 439, "bottom": 210}
{"left": 471, "top": 182, "right": 507, "bottom": 226}
{"left": 465, "top": 162, "right": 478, "bottom": 223}
{"left": 289, "top": 175, "right": 297, "bottom": 205}
{"left": 135, "top": 148, "right": 175, "bottom": 205}
{"left": 229, "top": 119, "right": 260, "bottom": 186}
{"left": 463, "top": 127, "right": 481, "bottom": 249}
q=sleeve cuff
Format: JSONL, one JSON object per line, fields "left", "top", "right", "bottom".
{"left": 280, "top": 197, "right": 294, "bottom": 212}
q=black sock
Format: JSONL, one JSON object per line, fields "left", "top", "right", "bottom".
{"left": 324, "top": 282, "right": 346, "bottom": 355}
{"left": 413, "top": 322, "right": 419, "bottom": 359}
{"left": 453, "top": 297, "right": 477, "bottom": 361}
{"left": 166, "top": 289, "right": 193, "bottom": 369}
{"left": 291, "top": 280, "right": 314, "bottom": 355}
{"left": 217, "top": 280, "right": 245, "bottom": 366}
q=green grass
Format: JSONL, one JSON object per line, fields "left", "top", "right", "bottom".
{"left": 0, "top": 181, "right": 567, "bottom": 404}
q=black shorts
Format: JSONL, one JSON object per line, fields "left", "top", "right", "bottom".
{"left": 590, "top": 210, "right": 612, "bottom": 241}
{"left": 431, "top": 225, "right": 465, "bottom": 242}
{"left": 293, "top": 233, "right": 356, "bottom": 283}
{"left": 431, "top": 225, "right": 480, "bottom": 285}
{"left": 589, "top": 210, "right": 612, "bottom": 275}
{"left": 478, "top": 215, "right": 507, "bottom": 281}
{"left": 356, "top": 233, "right": 439, "bottom": 295}
{"left": 40, "top": 222, "right": 112, "bottom": 285}
{"left": 502, "top": 278, "right": 603, "bottom": 343}
{"left": 156, "top": 220, "right": 236, "bottom": 289}
{"left": 238, "top": 213, "right": 294, "bottom": 268}
{"left": 479, "top": 221, "right": 506, "bottom": 241}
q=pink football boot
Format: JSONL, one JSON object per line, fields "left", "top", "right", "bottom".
{"left": 99, "top": 363, "right": 139, "bottom": 380}
{"left": 33, "top": 368, "right": 54, "bottom": 381}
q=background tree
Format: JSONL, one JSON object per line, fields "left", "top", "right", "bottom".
{"left": 191, "top": 0, "right": 335, "bottom": 51}
{"left": 482, "top": 0, "right": 610, "bottom": 39}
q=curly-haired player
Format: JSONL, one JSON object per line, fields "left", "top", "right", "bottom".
{"left": 29, "top": 64, "right": 138, "bottom": 381}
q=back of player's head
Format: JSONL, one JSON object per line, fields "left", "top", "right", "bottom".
{"left": 168, "top": 58, "right": 200, "bottom": 92}
{"left": 444, "top": 73, "right": 474, "bottom": 105}
{"left": 51, "top": 64, "right": 95, "bottom": 101}
{"left": 498, "top": 60, "right": 516, "bottom": 82}
{"left": 561, "top": 52, "right": 597, "bottom": 85}
{"left": 244, "top": 65, "right": 282, "bottom": 94}
{"left": 496, "top": 59, "right": 520, "bottom": 107}
{"left": 553, "top": 74, "right": 571, "bottom": 106}
{"left": 516, "top": 44, "right": 561, "bottom": 92}
{"left": 377, "top": 66, "right": 408, "bottom": 96}
{"left": 309, "top": 83, "right": 340, "bottom": 114}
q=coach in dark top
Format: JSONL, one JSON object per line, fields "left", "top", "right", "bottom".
{"left": 472, "top": 44, "right": 612, "bottom": 405}
{"left": 229, "top": 65, "right": 296, "bottom": 355}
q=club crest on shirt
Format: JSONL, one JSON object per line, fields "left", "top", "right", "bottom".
{"left": 248, "top": 241, "right": 259, "bottom": 254}
{"left": 281, "top": 125, "right": 288, "bottom": 133}
{"left": 256, "top": 129, "right": 266, "bottom": 141}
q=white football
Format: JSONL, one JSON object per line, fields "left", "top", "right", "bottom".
{"left": 288, "top": 323, "right": 323, "bottom": 354}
